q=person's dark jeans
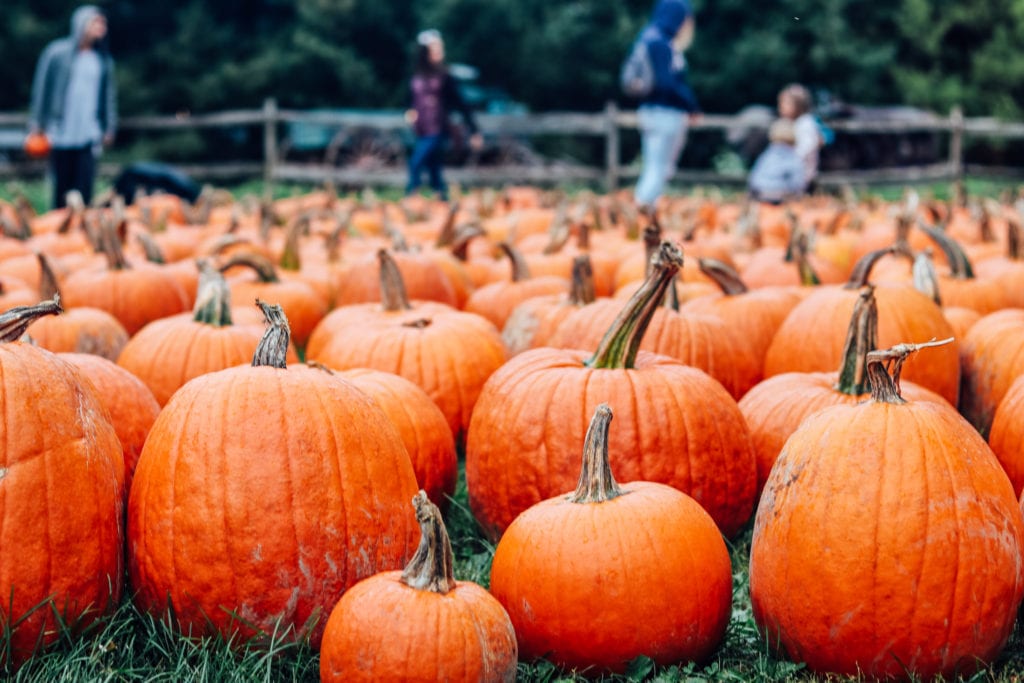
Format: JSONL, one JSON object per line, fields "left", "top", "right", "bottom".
{"left": 51, "top": 145, "right": 96, "bottom": 209}
{"left": 406, "top": 135, "right": 447, "bottom": 200}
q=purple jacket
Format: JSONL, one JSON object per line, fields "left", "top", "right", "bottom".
{"left": 409, "top": 70, "right": 478, "bottom": 138}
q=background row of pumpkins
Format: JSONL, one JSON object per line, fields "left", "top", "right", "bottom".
{"left": 2, "top": 183, "right": 1024, "bottom": 680}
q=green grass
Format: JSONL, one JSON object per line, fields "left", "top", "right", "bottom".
{"left": 6, "top": 466, "right": 1023, "bottom": 682}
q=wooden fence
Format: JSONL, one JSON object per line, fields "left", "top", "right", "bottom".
{"left": 3, "top": 99, "right": 1024, "bottom": 193}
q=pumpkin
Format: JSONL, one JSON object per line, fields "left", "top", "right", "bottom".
{"left": 986, "top": 374, "right": 1024, "bottom": 497}
{"left": 24, "top": 253, "right": 129, "bottom": 360}
{"left": 749, "top": 341, "right": 1024, "bottom": 679}
{"left": 490, "top": 404, "right": 732, "bottom": 673}
{"left": 118, "top": 261, "right": 294, "bottom": 406}
{"left": 463, "top": 242, "right": 568, "bottom": 329}
{"left": 128, "top": 302, "right": 420, "bottom": 646}
{"left": 959, "top": 309, "right": 1024, "bottom": 435}
{"left": 466, "top": 242, "right": 757, "bottom": 540}
{"left": 320, "top": 491, "right": 517, "bottom": 682}
{"left": 0, "top": 298, "right": 124, "bottom": 667}
{"left": 919, "top": 222, "right": 1011, "bottom": 314}
{"left": 59, "top": 352, "right": 160, "bottom": 490}
{"left": 307, "top": 250, "right": 507, "bottom": 440}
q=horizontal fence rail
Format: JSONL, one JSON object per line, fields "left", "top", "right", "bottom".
{"left": 1, "top": 100, "right": 1021, "bottom": 192}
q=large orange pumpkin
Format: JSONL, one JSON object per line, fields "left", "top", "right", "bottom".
{"left": 490, "top": 404, "right": 732, "bottom": 673}
{"left": 0, "top": 298, "right": 124, "bottom": 667}
{"left": 320, "top": 492, "right": 517, "bottom": 682}
{"left": 959, "top": 309, "right": 1024, "bottom": 435}
{"left": 750, "top": 341, "right": 1024, "bottom": 679}
{"left": 466, "top": 242, "right": 757, "bottom": 540}
{"left": 128, "top": 303, "right": 420, "bottom": 647}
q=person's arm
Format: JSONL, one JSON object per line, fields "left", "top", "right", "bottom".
{"left": 442, "top": 74, "right": 478, "bottom": 135}
{"left": 28, "top": 44, "right": 57, "bottom": 133}
{"left": 647, "top": 40, "right": 700, "bottom": 113}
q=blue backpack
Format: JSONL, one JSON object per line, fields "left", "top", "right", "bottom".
{"left": 620, "top": 39, "right": 655, "bottom": 98}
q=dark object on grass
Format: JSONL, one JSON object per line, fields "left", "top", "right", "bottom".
{"left": 114, "top": 162, "right": 201, "bottom": 203}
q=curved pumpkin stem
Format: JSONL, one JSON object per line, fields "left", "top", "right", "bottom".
{"left": 400, "top": 491, "right": 456, "bottom": 594}
{"left": 137, "top": 232, "right": 166, "bottom": 265}
{"left": 835, "top": 286, "right": 878, "bottom": 396}
{"left": 586, "top": 241, "right": 683, "bottom": 370}
{"left": 0, "top": 295, "right": 62, "bottom": 342}
{"left": 498, "top": 242, "right": 531, "bottom": 282}
{"left": 569, "top": 404, "right": 622, "bottom": 504}
{"left": 36, "top": 252, "right": 62, "bottom": 301}
{"left": 99, "top": 215, "right": 130, "bottom": 271}
{"left": 699, "top": 258, "right": 749, "bottom": 296}
{"left": 791, "top": 231, "right": 820, "bottom": 286}
{"left": 220, "top": 252, "right": 280, "bottom": 283}
{"left": 193, "top": 260, "right": 234, "bottom": 327}
{"left": 912, "top": 252, "right": 942, "bottom": 306}
{"left": 450, "top": 225, "right": 485, "bottom": 262}
{"left": 866, "top": 338, "right": 954, "bottom": 405}
{"left": 378, "top": 249, "right": 413, "bottom": 312}
{"left": 251, "top": 301, "right": 290, "bottom": 369}
{"left": 844, "top": 247, "right": 896, "bottom": 290}
{"left": 569, "top": 254, "right": 596, "bottom": 306}
{"left": 434, "top": 201, "right": 462, "bottom": 249}
{"left": 919, "top": 222, "right": 974, "bottom": 279}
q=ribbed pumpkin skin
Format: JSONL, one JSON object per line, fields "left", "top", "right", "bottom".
{"left": 739, "top": 372, "right": 948, "bottom": 493}
{"left": 62, "top": 265, "right": 190, "bottom": 335}
{"left": 117, "top": 314, "right": 296, "bottom": 406}
{"left": 490, "top": 482, "right": 732, "bottom": 673}
{"left": 987, "top": 374, "right": 1024, "bottom": 497}
{"left": 960, "top": 309, "right": 1024, "bottom": 435}
{"left": 128, "top": 367, "right": 420, "bottom": 647}
{"left": 319, "top": 572, "right": 517, "bottom": 682}
{"left": 25, "top": 308, "right": 129, "bottom": 361}
{"left": 764, "top": 284, "right": 960, "bottom": 406}
{"left": 465, "top": 349, "right": 757, "bottom": 540}
{"left": 306, "top": 302, "right": 507, "bottom": 439}
{"left": 337, "top": 368, "right": 458, "bottom": 508}
{"left": 0, "top": 344, "right": 124, "bottom": 666}
{"left": 59, "top": 352, "right": 161, "bottom": 489}
{"left": 750, "top": 400, "right": 1024, "bottom": 679}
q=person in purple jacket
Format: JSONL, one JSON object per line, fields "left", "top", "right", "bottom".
{"left": 633, "top": 0, "right": 701, "bottom": 210}
{"left": 405, "top": 29, "right": 483, "bottom": 201}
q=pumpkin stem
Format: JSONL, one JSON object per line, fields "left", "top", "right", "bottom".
{"left": 219, "top": 253, "right": 280, "bottom": 283}
{"left": 137, "top": 232, "right": 166, "bottom": 265}
{"left": 586, "top": 241, "right": 683, "bottom": 370}
{"left": 450, "top": 225, "right": 485, "bottom": 262}
{"left": 434, "top": 202, "right": 461, "bottom": 248}
{"left": 251, "top": 301, "right": 290, "bottom": 369}
{"left": 569, "top": 404, "right": 623, "bottom": 504}
{"left": 866, "top": 338, "right": 954, "bottom": 404}
{"left": 305, "top": 360, "right": 335, "bottom": 375}
{"left": 1008, "top": 218, "right": 1022, "bottom": 261}
{"left": 792, "top": 231, "right": 820, "bottom": 286}
{"left": 400, "top": 491, "right": 456, "bottom": 594}
{"left": 835, "top": 286, "right": 878, "bottom": 395}
{"left": 576, "top": 221, "right": 592, "bottom": 250}
{"left": 919, "top": 221, "right": 974, "bottom": 279}
{"left": 699, "top": 258, "right": 749, "bottom": 295}
{"left": 912, "top": 251, "right": 943, "bottom": 306}
{"left": 0, "top": 295, "right": 62, "bottom": 343}
{"left": 569, "top": 254, "right": 596, "bottom": 306}
{"left": 193, "top": 260, "right": 234, "bottom": 327}
{"left": 36, "top": 252, "right": 62, "bottom": 301}
{"left": 642, "top": 222, "right": 662, "bottom": 278}
{"left": 378, "top": 249, "right": 413, "bottom": 312}
{"left": 844, "top": 247, "right": 896, "bottom": 289}
{"left": 99, "top": 215, "right": 131, "bottom": 270}
{"left": 280, "top": 214, "right": 310, "bottom": 272}
{"left": 498, "top": 242, "right": 531, "bottom": 282}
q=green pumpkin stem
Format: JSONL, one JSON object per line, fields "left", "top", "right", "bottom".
{"left": 280, "top": 214, "right": 310, "bottom": 272}
{"left": 569, "top": 254, "right": 596, "bottom": 306}
{"left": 792, "top": 231, "right": 821, "bottom": 286}
{"left": 379, "top": 249, "right": 413, "bottom": 312}
{"left": 0, "top": 295, "right": 62, "bottom": 342}
{"left": 36, "top": 253, "right": 62, "bottom": 301}
{"left": 569, "top": 404, "right": 623, "bottom": 504}
{"left": 251, "top": 301, "right": 290, "bottom": 369}
{"left": 866, "top": 338, "right": 954, "bottom": 405}
{"left": 844, "top": 247, "right": 896, "bottom": 289}
{"left": 137, "top": 232, "right": 166, "bottom": 265}
{"left": 193, "top": 260, "right": 234, "bottom": 327}
{"left": 219, "top": 253, "right": 280, "bottom": 283}
{"left": 400, "top": 491, "right": 456, "bottom": 594}
{"left": 835, "top": 286, "right": 878, "bottom": 395}
{"left": 499, "top": 242, "right": 531, "bottom": 282}
{"left": 586, "top": 241, "right": 683, "bottom": 370}
{"left": 699, "top": 258, "right": 749, "bottom": 295}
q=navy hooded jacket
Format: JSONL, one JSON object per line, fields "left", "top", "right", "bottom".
{"left": 637, "top": 0, "right": 700, "bottom": 113}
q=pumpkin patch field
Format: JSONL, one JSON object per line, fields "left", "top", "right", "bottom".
{"left": 3, "top": 184, "right": 1024, "bottom": 681}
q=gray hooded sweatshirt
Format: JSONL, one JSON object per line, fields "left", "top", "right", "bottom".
{"left": 29, "top": 5, "right": 117, "bottom": 147}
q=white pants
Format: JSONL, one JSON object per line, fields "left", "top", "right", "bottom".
{"left": 634, "top": 106, "right": 689, "bottom": 207}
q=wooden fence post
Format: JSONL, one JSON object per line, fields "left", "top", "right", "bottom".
{"left": 948, "top": 105, "right": 964, "bottom": 180}
{"left": 262, "top": 98, "right": 278, "bottom": 199}
{"left": 604, "top": 101, "right": 621, "bottom": 193}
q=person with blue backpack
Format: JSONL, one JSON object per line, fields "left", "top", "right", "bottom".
{"left": 624, "top": 0, "right": 701, "bottom": 210}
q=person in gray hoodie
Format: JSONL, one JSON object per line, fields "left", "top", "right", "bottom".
{"left": 29, "top": 5, "right": 117, "bottom": 209}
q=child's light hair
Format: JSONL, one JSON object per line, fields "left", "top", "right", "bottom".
{"left": 779, "top": 83, "right": 813, "bottom": 116}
